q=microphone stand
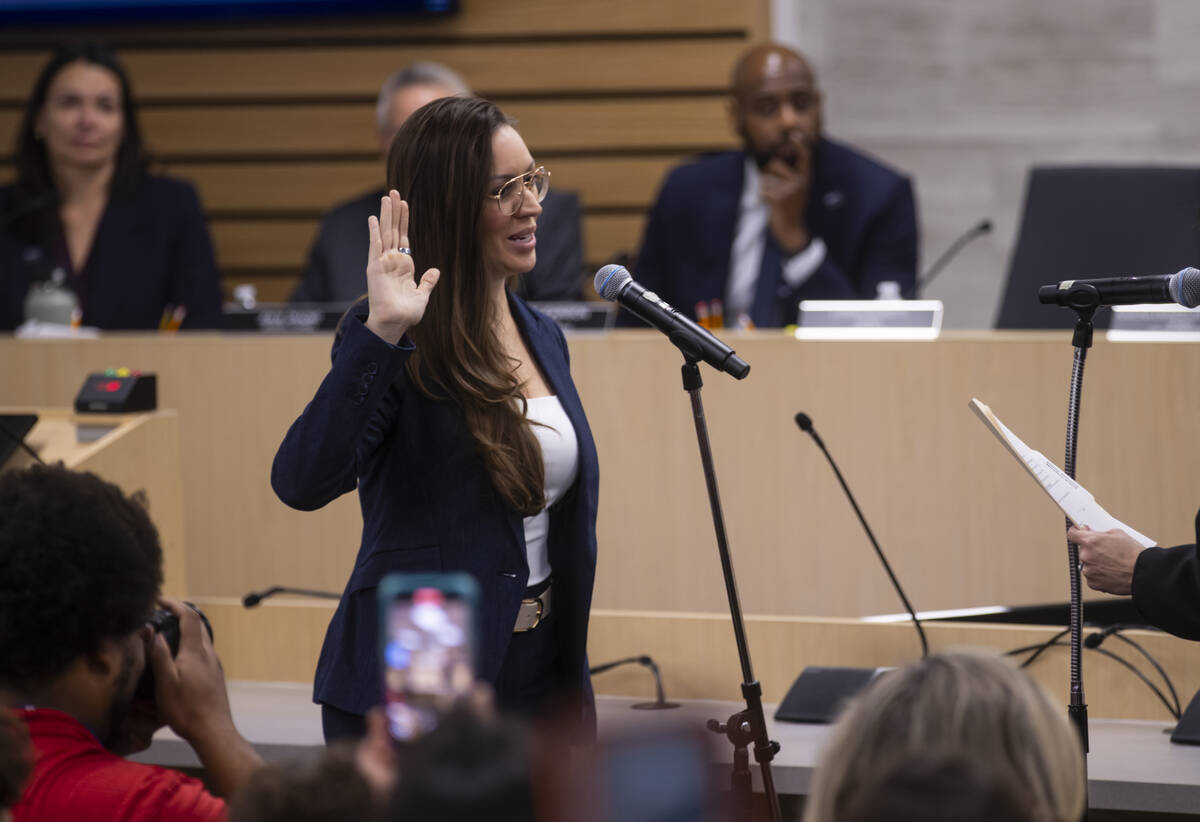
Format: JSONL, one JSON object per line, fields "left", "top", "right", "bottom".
{"left": 678, "top": 352, "right": 782, "bottom": 822}
{"left": 1054, "top": 287, "right": 1101, "bottom": 812}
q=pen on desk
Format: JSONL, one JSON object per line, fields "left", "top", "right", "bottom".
{"left": 159, "top": 306, "right": 172, "bottom": 331}
{"left": 164, "top": 305, "right": 187, "bottom": 333}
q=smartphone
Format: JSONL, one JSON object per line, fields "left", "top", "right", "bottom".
{"left": 377, "top": 572, "right": 480, "bottom": 741}
{"left": 571, "top": 722, "right": 726, "bottom": 822}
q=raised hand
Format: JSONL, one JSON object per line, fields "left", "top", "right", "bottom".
{"left": 364, "top": 190, "right": 440, "bottom": 345}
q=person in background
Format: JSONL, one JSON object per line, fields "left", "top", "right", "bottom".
{"left": 0, "top": 464, "right": 262, "bottom": 822}
{"left": 632, "top": 42, "right": 917, "bottom": 328}
{"left": 0, "top": 42, "right": 223, "bottom": 331}
{"left": 1070, "top": 507, "right": 1200, "bottom": 640}
{"left": 272, "top": 96, "right": 599, "bottom": 743}
{"left": 291, "top": 61, "right": 584, "bottom": 305}
{"left": 803, "top": 650, "right": 1084, "bottom": 822}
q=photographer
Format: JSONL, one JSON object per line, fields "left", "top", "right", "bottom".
{"left": 0, "top": 464, "right": 262, "bottom": 821}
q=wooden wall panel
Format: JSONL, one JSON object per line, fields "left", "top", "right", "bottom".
{"left": 0, "top": 0, "right": 765, "bottom": 301}
{"left": 0, "top": 40, "right": 741, "bottom": 102}
{"left": 168, "top": 155, "right": 679, "bottom": 213}
{"left": 210, "top": 212, "right": 646, "bottom": 273}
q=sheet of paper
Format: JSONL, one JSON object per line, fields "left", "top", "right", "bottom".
{"left": 969, "top": 398, "right": 1155, "bottom": 548}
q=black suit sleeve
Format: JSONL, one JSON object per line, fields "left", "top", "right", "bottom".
{"left": 168, "top": 184, "right": 224, "bottom": 329}
{"left": 291, "top": 221, "right": 334, "bottom": 303}
{"left": 790, "top": 174, "right": 918, "bottom": 304}
{"left": 1131, "top": 510, "right": 1200, "bottom": 640}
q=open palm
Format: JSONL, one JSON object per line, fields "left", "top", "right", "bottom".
{"left": 364, "top": 190, "right": 440, "bottom": 344}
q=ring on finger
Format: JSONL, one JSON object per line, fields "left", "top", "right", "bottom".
{"left": 393, "top": 247, "right": 412, "bottom": 256}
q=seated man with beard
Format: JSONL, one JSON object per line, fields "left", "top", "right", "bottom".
{"left": 0, "top": 464, "right": 262, "bottom": 822}
{"left": 631, "top": 43, "right": 918, "bottom": 328}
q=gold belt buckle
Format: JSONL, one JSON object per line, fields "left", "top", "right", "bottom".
{"left": 516, "top": 596, "right": 544, "bottom": 633}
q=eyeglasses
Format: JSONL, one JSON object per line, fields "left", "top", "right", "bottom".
{"left": 488, "top": 166, "right": 550, "bottom": 216}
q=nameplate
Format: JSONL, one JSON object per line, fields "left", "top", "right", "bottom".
{"left": 793, "top": 300, "right": 943, "bottom": 340}
{"left": 529, "top": 301, "right": 615, "bottom": 331}
{"left": 1107, "top": 305, "right": 1200, "bottom": 342}
{"left": 222, "top": 303, "right": 348, "bottom": 333}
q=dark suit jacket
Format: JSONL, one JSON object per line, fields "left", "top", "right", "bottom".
{"left": 271, "top": 295, "right": 599, "bottom": 730}
{"left": 0, "top": 176, "right": 222, "bottom": 331}
{"left": 630, "top": 139, "right": 918, "bottom": 326}
{"left": 1132, "top": 509, "right": 1200, "bottom": 640}
{"left": 290, "top": 188, "right": 585, "bottom": 304}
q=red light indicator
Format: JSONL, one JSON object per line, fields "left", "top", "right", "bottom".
{"left": 104, "top": 380, "right": 121, "bottom": 392}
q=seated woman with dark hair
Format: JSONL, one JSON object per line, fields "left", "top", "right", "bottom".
{"left": 804, "top": 650, "right": 1085, "bottom": 822}
{"left": 0, "top": 42, "right": 222, "bottom": 331}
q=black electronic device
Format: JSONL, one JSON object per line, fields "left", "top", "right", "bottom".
{"left": 774, "top": 666, "right": 887, "bottom": 724}
{"left": 0, "top": 414, "right": 38, "bottom": 468}
{"left": 74, "top": 372, "right": 157, "bottom": 413}
{"left": 134, "top": 603, "right": 214, "bottom": 702}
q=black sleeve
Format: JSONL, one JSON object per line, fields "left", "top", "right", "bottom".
{"left": 167, "top": 183, "right": 224, "bottom": 329}
{"left": 1131, "top": 509, "right": 1200, "bottom": 640}
{"left": 291, "top": 220, "right": 333, "bottom": 303}
{"left": 521, "top": 191, "right": 584, "bottom": 301}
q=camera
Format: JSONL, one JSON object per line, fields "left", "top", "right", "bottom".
{"left": 133, "top": 603, "right": 214, "bottom": 702}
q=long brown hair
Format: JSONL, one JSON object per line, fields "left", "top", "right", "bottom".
{"left": 10, "top": 42, "right": 149, "bottom": 242}
{"left": 387, "top": 96, "right": 545, "bottom": 517}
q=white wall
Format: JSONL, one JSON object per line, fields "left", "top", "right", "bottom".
{"left": 772, "top": 0, "right": 1200, "bottom": 327}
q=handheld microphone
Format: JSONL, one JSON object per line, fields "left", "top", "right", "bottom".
{"left": 907, "top": 218, "right": 992, "bottom": 298}
{"left": 1038, "top": 267, "right": 1200, "bottom": 309}
{"left": 593, "top": 265, "right": 750, "bottom": 379}
{"left": 795, "top": 412, "right": 928, "bottom": 658}
{"left": 242, "top": 585, "right": 340, "bottom": 608}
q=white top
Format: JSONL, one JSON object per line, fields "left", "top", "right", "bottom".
{"left": 726, "top": 157, "right": 828, "bottom": 322}
{"left": 522, "top": 395, "right": 580, "bottom": 586}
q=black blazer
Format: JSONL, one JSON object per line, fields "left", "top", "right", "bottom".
{"left": 0, "top": 175, "right": 222, "bottom": 331}
{"left": 629, "top": 139, "right": 918, "bottom": 326}
{"left": 1132, "top": 509, "right": 1200, "bottom": 640}
{"left": 271, "top": 295, "right": 599, "bottom": 727}
{"left": 290, "top": 188, "right": 585, "bottom": 304}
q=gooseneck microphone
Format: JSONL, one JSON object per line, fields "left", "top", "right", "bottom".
{"left": 907, "top": 218, "right": 992, "bottom": 298}
{"left": 1038, "top": 267, "right": 1200, "bottom": 309}
{"left": 794, "top": 412, "right": 929, "bottom": 658}
{"left": 594, "top": 265, "right": 750, "bottom": 379}
{"left": 242, "top": 585, "right": 340, "bottom": 608}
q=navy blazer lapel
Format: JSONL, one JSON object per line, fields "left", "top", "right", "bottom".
{"left": 509, "top": 295, "right": 598, "bottom": 499}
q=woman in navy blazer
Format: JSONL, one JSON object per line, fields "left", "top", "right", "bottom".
{"left": 1, "top": 42, "right": 221, "bottom": 331}
{"left": 272, "top": 97, "right": 599, "bottom": 742}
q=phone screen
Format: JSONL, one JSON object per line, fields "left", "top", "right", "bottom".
{"left": 382, "top": 584, "right": 476, "bottom": 741}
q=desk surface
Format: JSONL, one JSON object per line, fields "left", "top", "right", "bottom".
{"left": 131, "top": 681, "right": 1200, "bottom": 814}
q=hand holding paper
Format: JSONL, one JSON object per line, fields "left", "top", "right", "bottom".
{"left": 969, "top": 398, "right": 1155, "bottom": 548}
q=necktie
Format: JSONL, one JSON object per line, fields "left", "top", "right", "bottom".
{"left": 751, "top": 231, "right": 784, "bottom": 327}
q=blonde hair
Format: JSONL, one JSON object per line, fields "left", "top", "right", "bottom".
{"left": 803, "top": 650, "right": 1085, "bottom": 822}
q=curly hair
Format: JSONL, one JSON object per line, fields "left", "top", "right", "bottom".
{"left": 0, "top": 464, "right": 162, "bottom": 692}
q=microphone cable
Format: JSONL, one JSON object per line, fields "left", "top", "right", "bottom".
{"left": 1004, "top": 635, "right": 1180, "bottom": 720}
{"left": 794, "top": 412, "right": 928, "bottom": 658}
{"left": 1085, "top": 625, "right": 1180, "bottom": 719}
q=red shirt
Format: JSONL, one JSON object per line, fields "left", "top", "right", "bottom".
{"left": 11, "top": 708, "right": 226, "bottom": 822}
